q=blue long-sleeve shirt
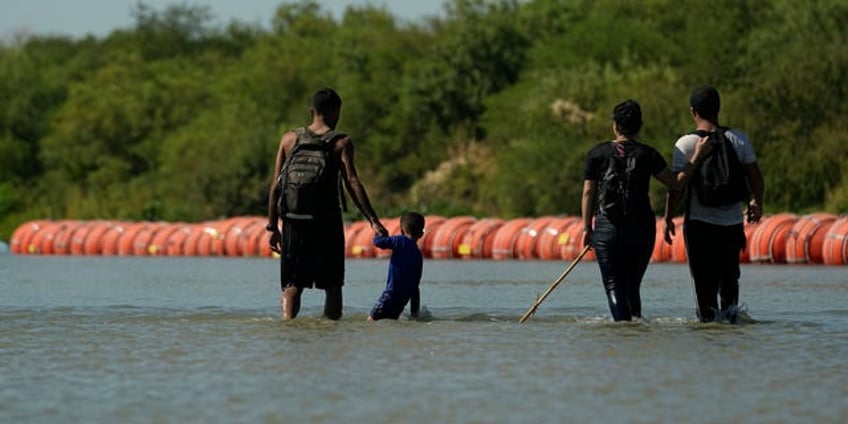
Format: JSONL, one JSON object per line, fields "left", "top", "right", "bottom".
{"left": 372, "top": 234, "right": 423, "bottom": 316}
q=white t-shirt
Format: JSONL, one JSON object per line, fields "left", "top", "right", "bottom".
{"left": 672, "top": 128, "right": 757, "bottom": 225}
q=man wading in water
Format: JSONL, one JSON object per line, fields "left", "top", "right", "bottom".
{"left": 267, "top": 87, "right": 387, "bottom": 320}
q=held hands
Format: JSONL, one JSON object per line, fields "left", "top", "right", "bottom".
{"left": 371, "top": 220, "right": 388, "bottom": 237}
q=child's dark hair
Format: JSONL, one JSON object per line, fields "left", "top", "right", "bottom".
{"left": 400, "top": 212, "right": 425, "bottom": 238}
{"left": 312, "top": 87, "right": 342, "bottom": 116}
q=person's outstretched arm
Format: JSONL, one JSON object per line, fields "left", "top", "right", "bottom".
{"left": 339, "top": 137, "right": 387, "bottom": 236}
{"left": 653, "top": 136, "right": 712, "bottom": 190}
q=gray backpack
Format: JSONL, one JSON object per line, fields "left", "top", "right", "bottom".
{"left": 275, "top": 128, "right": 345, "bottom": 219}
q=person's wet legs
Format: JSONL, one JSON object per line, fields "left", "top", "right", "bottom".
{"left": 685, "top": 220, "right": 720, "bottom": 322}
{"left": 324, "top": 286, "right": 343, "bottom": 320}
{"left": 281, "top": 285, "right": 304, "bottom": 320}
{"left": 593, "top": 216, "right": 632, "bottom": 321}
{"left": 718, "top": 224, "right": 744, "bottom": 323}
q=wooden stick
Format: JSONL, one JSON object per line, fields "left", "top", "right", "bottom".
{"left": 519, "top": 245, "right": 591, "bottom": 324}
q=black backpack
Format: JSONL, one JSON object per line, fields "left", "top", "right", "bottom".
{"left": 275, "top": 128, "right": 346, "bottom": 219}
{"left": 690, "top": 127, "right": 749, "bottom": 207}
{"left": 597, "top": 142, "right": 641, "bottom": 223}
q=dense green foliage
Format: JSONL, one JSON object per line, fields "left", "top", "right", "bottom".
{"left": 1, "top": 0, "right": 846, "bottom": 240}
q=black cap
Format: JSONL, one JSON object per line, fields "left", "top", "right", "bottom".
{"left": 690, "top": 86, "right": 720, "bottom": 123}
{"left": 612, "top": 99, "right": 642, "bottom": 136}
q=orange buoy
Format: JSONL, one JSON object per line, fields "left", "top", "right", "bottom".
{"left": 51, "top": 221, "right": 79, "bottom": 255}
{"left": 163, "top": 225, "right": 192, "bottom": 256}
{"left": 535, "top": 217, "right": 580, "bottom": 261}
{"left": 375, "top": 217, "right": 402, "bottom": 258}
{"left": 559, "top": 220, "right": 590, "bottom": 261}
{"left": 239, "top": 219, "right": 266, "bottom": 257}
{"left": 514, "top": 216, "right": 556, "bottom": 260}
{"left": 749, "top": 213, "right": 798, "bottom": 263}
{"left": 194, "top": 225, "right": 217, "bottom": 256}
{"left": 417, "top": 215, "right": 447, "bottom": 258}
{"left": 116, "top": 223, "right": 146, "bottom": 256}
{"left": 669, "top": 217, "right": 686, "bottom": 263}
{"left": 206, "top": 218, "right": 240, "bottom": 256}
{"left": 491, "top": 218, "right": 531, "bottom": 260}
{"left": 822, "top": 217, "right": 848, "bottom": 265}
{"left": 255, "top": 222, "right": 274, "bottom": 257}
{"left": 82, "top": 222, "right": 114, "bottom": 255}
{"left": 181, "top": 225, "right": 207, "bottom": 256}
{"left": 10, "top": 220, "right": 47, "bottom": 254}
{"left": 785, "top": 213, "right": 838, "bottom": 264}
{"left": 651, "top": 218, "right": 672, "bottom": 263}
{"left": 739, "top": 219, "right": 760, "bottom": 263}
{"left": 26, "top": 221, "right": 64, "bottom": 254}
{"left": 131, "top": 223, "right": 162, "bottom": 256}
{"left": 343, "top": 220, "right": 369, "bottom": 257}
{"left": 221, "top": 217, "right": 256, "bottom": 257}
{"left": 350, "top": 220, "right": 377, "bottom": 258}
{"left": 147, "top": 224, "right": 179, "bottom": 256}
{"left": 430, "top": 216, "right": 476, "bottom": 259}
{"left": 457, "top": 218, "right": 505, "bottom": 259}
{"left": 69, "top": 221, "right": 98, "bottom": 255}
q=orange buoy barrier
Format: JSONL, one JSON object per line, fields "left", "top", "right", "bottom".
{"left": 130, "top": 223, "right": 160, "bottom": 256}
{"left": 739, "top": 220, "right": 760, "bottom": 263}
{"left": 559, "top": 220, "right": 595, "bottom": 261}
{"left": 51, "top": 221, "right": 80, "bottom": 255}
{"left": 457, "top": 218, "right": 504, "bottom": 259}
{"left": 491, "top": 218, "right": 531, "bottom": 260}
{"left": 221, "top": 217, "right": 253, "bottom": 257}
{"left": 195, "top": 225, "right": 217, "bottom": 256}
{"left": 115, "top": 223, "right": 146, "bottom": 256}
{"left": 749, "top": 213, "right": 798, "bottom": 263}
{"left": 163, "top": 225, "right": 191, "bottom": 256}
{"left": 430, "top": 216, "right": 476, "bottom": 259}
{"left": 82, "top": 222, "right": 114, "bottom": 255}
{"left": 651, "top": 218, "right": 671, "bottom": 263}
{"left": 235, "top": 219, "right": 262, "bottom": 257}
{"left": 147, "top": 223, "right": 179, "bottom": 256}
{"left": 28, "top": 221, "right": 65, "bottom": 254}
{"left": 417, "top": 215, "right": 446, "bottom": 258}
{"left": 822, "top": 217, "right": 848, "bottom": 265}
{"left": 6, "top": 215, "right": 846, "bottom": 263}
{"left": 535, "top": 217, "right": 580, "bottom": 260}
{"left": 344, "top": 220, "right": 369, "bottom": 257}
{"left": 9, "top": 220, "right": 46, "bottom": 254}
{"left": 181, "top": 225, "right": 206, "bottom": 256}
{"left": 255, "top": 222, "right": 274, "bottom": 257}
{"left": 239, "top": 218, "right": 264, "bottom": 256}
{"left": 514, "top": 216, "right": 556, "bottom": 260}
{"left": 69, "top": 221, "right": 97, "bottom": 255}
{"left": 785, "top": 213, "right": 838, "bottom": 264}
{"left": 669, "top": 217, "right": 686, "bottom": 263}
{"left": 349, "top": 220, "right": 378, "bottom": 258}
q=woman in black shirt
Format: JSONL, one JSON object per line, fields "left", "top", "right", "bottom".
{"left": 581, "top": 100, "right": 710, "bottom": 321}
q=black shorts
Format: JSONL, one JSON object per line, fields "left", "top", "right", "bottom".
{"left": 280, "top": 211, "right": 345, "bottom": 290}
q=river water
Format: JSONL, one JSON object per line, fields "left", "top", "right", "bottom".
{"left": 1, "top": 255, "right": 846, "bottom": 423}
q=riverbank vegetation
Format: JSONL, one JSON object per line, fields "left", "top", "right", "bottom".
{"left": 1, "top": 0, "right": 845, "bottom": 239}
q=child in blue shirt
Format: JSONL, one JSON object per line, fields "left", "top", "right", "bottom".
{"left": 368, "top": 212, "right": 425, "bottom": 321}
